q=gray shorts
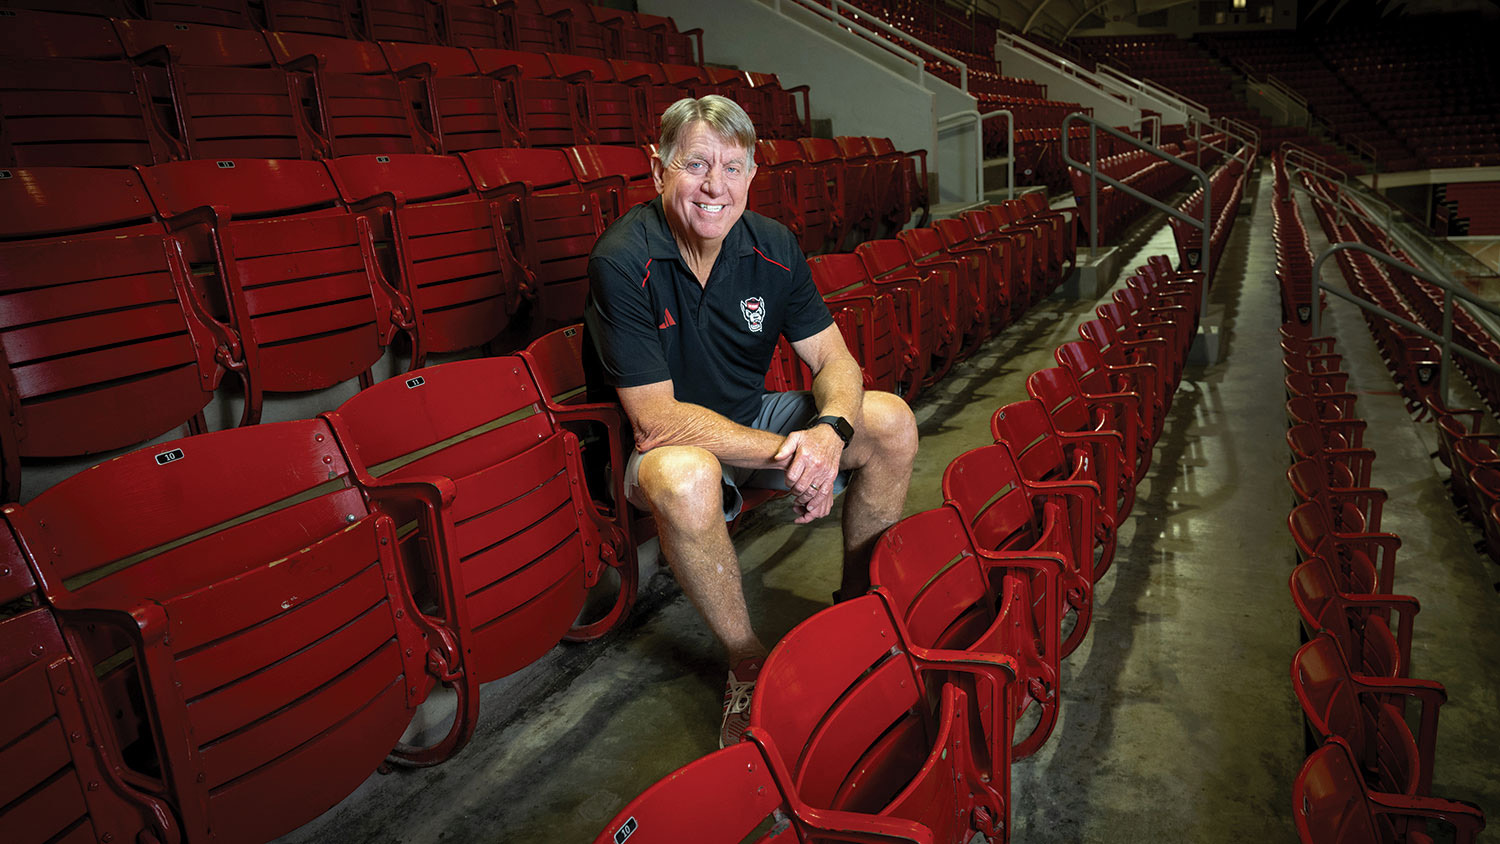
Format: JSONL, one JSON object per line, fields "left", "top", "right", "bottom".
{"left": 623, "top": 391, "right": 852, "bottom": 521}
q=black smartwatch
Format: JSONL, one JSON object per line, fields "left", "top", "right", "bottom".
{"left": 808, "top": 415, "right": 855, "bottom": 446}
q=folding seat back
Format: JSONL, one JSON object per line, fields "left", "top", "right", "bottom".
{"left": 263, "top": 0, "right": 357, "bottom": 38}
{"left": 0, "top": 529, "right": 181, "bottom": 844}
{"left": 750, "top": 594, "right": 1013, "bottom": 842}
{"left": 608, "top": 59, "right": 689, "bottom": 136}
{"left": 462, "top": 147, "right": 611, "bottom": 329}
{"left": 0, "top": 167, "right": 248, "bottom": 479}
{"left": 494, "top": 0, "right": 566, "bottom": 53}
{"left": 746, "top": 70, "right": 809, "bottom": 140}
{"left": 548, "top": 55, "right": 644, "bottom": 145}
{"left": 637, "top": 13, "right": 701, "bottom": 66}
{"left": 470, "top": 46, "right": 590, "bottom": 147}
{"left": 358, "top": 0, "right": 438, "bottom": 43}
{"left": 838, "top": 134, "right": 896, "bottom": 228}
{"left": 10, "top": 418, "right": 477, "bottom": 844}
{"left": 0, "top": 9, "right": 182, "bottom": 167}
{"left": 757, "top": 138, "right": 841, "bottom": 255}
{"left": 266, "top": 31, "right": 437, "bottom": 156}
{"left": 145, "top": 0, "right": 255, "bottom": 28}
{"left": 1287, "top": 500, "right": 1396, "bottom": 596}
{"left": 114, "top": 19, "right": 319, "bottom": 160}
{"left": 327, "top": 153, "right": 531, "bottom": 359}
{"left": 992, "top": 398, "right": 1120, "bottom": 575}
{"left": 322, "top": 356, "right": 633, "bottom": 682}
{"left": 1289, "top": 557, "right": 1412, "bottom": 680}
{"left": 1079, "top": 316, "right": 1173, "bottom": 403}
{"left": 806, "top": 252, "right": 914, "bottom": 399}
{"left": 379, "top": 42, "right": 516, "bottom": 152}
{"left": 1285, "top": 458, "right": 1383, "bottom": 534}
{"left": 536, "top": 0, "right": 613, "bottom": 58}
{"left": 565, "top": 143, "right": 655, "bottom": 208}
{"left": 856, "top": 238, "right": 957, "bottom": 385}
{"left": 868, "top": 135, "right": 929, "bottom": 227}
{"left": 139, "top": 158, "right": 416, "bottom": 403}
{"left": 870, "top": 504, "right": 1062, "bottom": 759}
{"left": 1293, "top": 736, "right": 1485, "bottom": 844}
{"left": 961, "top": 207, "right": 1034, "bottom": 311}
{"left": 588, "top": 7, "right": 658, "bottom": 64}
{"left": 744, "top": 142, "right": 802, "bottom": 239}
{"left": 898, "top": 225, "right": 987, "bottom": 353}
{"left": 1026, "top": 365, "right": 1137, "bottom": 486}
{"left": 934, "top": 216, "right": 1013, "bottom": 331}
{"left": 703, "top": 66, "right": 767, "bottom": 129}
{"left": 1292, "top": 634, "right": 1439, "bottom": 797}
{"left": 440, "top": 0, "right": 512, "bottom": 49}
{"left": 1285, "top": 422, "right": 1375, "bottom": 488}
{"left": 592, "top": 739, "right": 932, "bottom": 844}
{"left": 942, "top": 443, "right": 1093, "bottom": 655}
{"left": 802, "top": 136, "right": 873, "bottom": 242}
{"left": 1055, "top": 339, "right": 1154, "bottom": 466}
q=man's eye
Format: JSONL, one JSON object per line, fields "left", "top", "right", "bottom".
{"left": 686, "top": 161, "right": 706, "bottom": 172}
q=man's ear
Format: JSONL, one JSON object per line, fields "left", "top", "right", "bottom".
{"left": 650, "top": 153, "right": 666, "bottom": 193}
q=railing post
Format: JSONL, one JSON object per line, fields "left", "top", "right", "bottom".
{"left": 1089, "top": 122, "right": 1098, "bottom": 257}
{"left": 1442, "top": 293, "right": 1454, "bottom": 410}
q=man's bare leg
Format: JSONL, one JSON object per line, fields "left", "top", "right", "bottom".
{"left": 636, "top": 445, "right": 767, "bottom": 664}
{"left": 838, "top": 391, "right": 919, "bottom": 598}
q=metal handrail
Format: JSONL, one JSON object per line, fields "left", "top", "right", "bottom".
{"left": 1189, "top": 116, "right": 1252, "bottom": 169}
{"left": 1266, "top": 74, "right": 1309, "bottom": 108}
{"left": 1281, "top": 143, "right": 1346, "bottom": 184}
{"left": 776, "top": 0, "right": 931, "bottom": 85}
{"left": 1286, "top": 165, "right": 1391, "bottom": 230}
{"left": 1062, "top": 112, "right": 1213, "bottom": 315}
{"left": 1125, "top": 114, "right": 1161, "bottom": 147}
{"left": 791, "top": 0, "right": 969, "bottom": 92}
{"left": 1216, "top": 116, "right": 1260, "bottom": 160}
{"left": 1096, "top": 63, "right": 1211, "bottom": 122}
{"left": 1311, "top": 241, "right": 1500, "bottom": 409}
{"left": 996, "top": 30, "right": 1207, "bottom": 123}
{"left": 984, "top": 109, "right": 1014, "bottom": 201}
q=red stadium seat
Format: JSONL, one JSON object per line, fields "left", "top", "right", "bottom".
{"left": 566, "top": 143, "right": 655, "bottom": 208}
{"left": 266, "top": 31, "right": 438, "bottom": 156}
{"left": 1026, "top": 365, "right": 1138, "bottom": 503}
{"left": 0, "top": 167, "right": 249, "bottom": 488}
{"left": 536, "top": 0, "right": 613, "bottom": 58}
{"left": 592, "top": 739, "right": 933, "bottom": 844}
{"left": 1293, "top": 736, "right": 1484, "bottom": 844}
{"left": 263, "top": 0, "right": 357, "bottom": 38}
{"left": 0, "top": 9, "right": 183, "bottom": 167}
{"left": 1290, "top": 557, "right": 1416, "bottom": 680}
{"left": 548, "top": 54, "right": 650, "bottom": 145}
{"left": 750, "top": 594, "right": 1015, "bottom": 843}
{"left": 323, "top": 356, "right": 634, "bottom": 679}
{"left": 898, "top": 225, "right": 990, "bottom": 355}
{"left": 943, "top": 443, "right": 1095, "bottom": 656}
{"left": 358, "top": 0, "right": 438, "bottom": 43}
{"left": 807, "top": 252, "right": 917, "bottom": 400}
{"left": 439, "top": 0, "right": 511, "bottom": 49}
{"left": 0, "top": 532, "right": 180, "bottom": 844}
{"left": 379, "top": 42, "right": 518, "bottom": 153}
{"left": 115, "top": 18, "right": 320, "bottom": 160}
{"left": 10, "top": 418, "right": 478, "bottom": 844}
{"left": 871, "top": 504, "right": 1064, "bottom": 758}
{"left": 757, "top": 138, "right": 843, "bottom": 255}
{"left": 461, "top": 146, "right": 613, "bottom": 330}
{"left": 145, "top": 0, "right": 256, "bottom": 28}
{"left": 327, "top": 153, "right": 533, "bottom": 359}
{"left": 139, "top": 157, "right": 417, "bottom": 405}
{"left": 470, "top": 47, "right": 591, "bottom": 147}
{"left": 856, "top": 239, "right": 960, "bottom": 386}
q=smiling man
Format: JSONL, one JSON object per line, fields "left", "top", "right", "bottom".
{"left": 582, "top": 96, "right": 918, "bottom": 748}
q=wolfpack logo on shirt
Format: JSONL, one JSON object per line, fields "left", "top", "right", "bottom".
{"left": 740, "top": 297, "right": 766, "bottom": 332}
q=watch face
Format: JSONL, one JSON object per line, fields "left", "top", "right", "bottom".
{"left": 820, "top": 416, "right": 853, "bottom": 444}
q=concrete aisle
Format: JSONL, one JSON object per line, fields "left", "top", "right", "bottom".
{"left": 277, "top": 168, "right": 1499, "bottom": 844}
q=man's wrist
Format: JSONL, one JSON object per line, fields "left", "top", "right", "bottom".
{"left": 806, "top": 415, "right": 854, "bottom": 446}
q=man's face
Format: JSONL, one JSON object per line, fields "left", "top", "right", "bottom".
{"left": 652, "top": 121, "right": 754, "bottom": 253}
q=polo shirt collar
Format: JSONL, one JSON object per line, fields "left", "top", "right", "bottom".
{"left": 642, "top": 197, "right": 755, "bottom": 264}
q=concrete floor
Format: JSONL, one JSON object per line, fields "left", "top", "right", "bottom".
{"left": 276, "top": 169, "right": 1500, "bottom": 844}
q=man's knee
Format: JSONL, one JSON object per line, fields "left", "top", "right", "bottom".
{"left": 853, "top": 391, "right": 918, "bottom": 469}
{"left": 637, "top": 446, "right": 725, "bottom": 517}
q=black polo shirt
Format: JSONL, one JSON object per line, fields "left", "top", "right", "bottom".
{"left": 583, "top": 197, "right": 832, "bottom": 426}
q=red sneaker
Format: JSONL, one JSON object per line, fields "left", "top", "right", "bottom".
{"left": 719, "top": 658, "right": 762, "bottom": 749}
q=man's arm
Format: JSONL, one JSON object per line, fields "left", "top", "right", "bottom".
{"left": 617, "top": 380, "right": 789, "bottom": 470}
{"left": 776, "top": 324, "right": 866, "bottom": 522}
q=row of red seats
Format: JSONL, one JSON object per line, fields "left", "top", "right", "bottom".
{"left": 0, "top": 351, "right": 637, "bottom": 844}
{"left": 0, "top": 8, "right": 812, "bottom": 169}
{"left": 1301, "top": 175, "right": 1444, "bottom": 416}
{"left": 1169, "top": 139, "right": 1252, "bottom": 284}
{"left": 1068, "top": 138, "right": 1209, "bottom": 246}
{"left": 0, "top": 136, "right": 931, "bottom": 503}
{"left": 0, "top": 0, "right": 703, "bottom": 64}
{"left": 1272, "top": 152, "right": 1321, "bottom": 328}
{"left": 1283, "top": 326, "right": 1487, "bottom": 842}
{"left": 595, "top": 254, "right": 1205, "bottom": 843}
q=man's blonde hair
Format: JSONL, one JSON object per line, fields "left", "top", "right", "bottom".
{"left": 656, "top": 95, "right": 757, "bottom": 168}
